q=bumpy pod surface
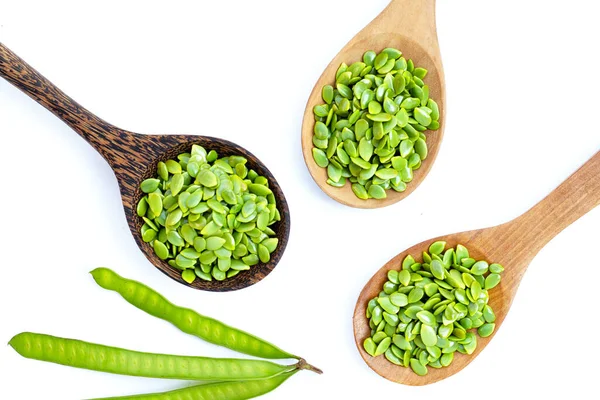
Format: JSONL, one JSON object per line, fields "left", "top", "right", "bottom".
{"left": 91, "top": 268, "right": 297, "bottom": 360}
{"left": 9, "top": 332, "right": 294, "bottom": 381}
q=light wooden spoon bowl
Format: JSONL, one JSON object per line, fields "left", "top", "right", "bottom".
{"left": 354, "top": 151, "right": 600, "bottom": 384}
{"left": 0, "top": 43, "right": 290, "bottom": 292}
{"left": 301, "top": 0, "right": 445, "bottom": 208}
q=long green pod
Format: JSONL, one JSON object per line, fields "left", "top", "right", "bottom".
{"left": 91, "top": 370, "right": 297, "bottom": 400}
{"left": 91, "top": 268, "right": 298, "bottom": 360}
{"left": 9, "top": 332, "right": 296, "bottom": 381}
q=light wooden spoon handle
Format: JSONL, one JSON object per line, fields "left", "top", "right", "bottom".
{"left": 0, "top": 43, "right": 136, "bottom": 165}
{"left": 488, "top": 151, "right": 600, "bottom": 264}
{"left": 375, "top": 0, "right": 437, "bottom": 44}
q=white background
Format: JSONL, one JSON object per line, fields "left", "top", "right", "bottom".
{"left": 1, "top": 1, "right": 599, "bottom": 399}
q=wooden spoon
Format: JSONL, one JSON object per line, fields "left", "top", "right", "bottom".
{"left": 301, "top": 0, "right": 445, "bottom": 208}
{"left": 0, "top": 43, "right": 290, "bottom": 292}
{"left": 354, "top": 151, "right": 600, "bottom": 384}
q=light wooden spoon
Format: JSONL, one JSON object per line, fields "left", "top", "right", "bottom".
{"left": 0, "top": 43, "right": 290, "bottom": 292}
{"left": 354, "top": 151, "right": 600, "bottom": 384}
{"left": 301, "top": 0, "right": 445, "bottom": 208}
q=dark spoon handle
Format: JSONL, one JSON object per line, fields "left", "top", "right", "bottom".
{"left": 0, "top": 42, "right": 137, "bottom": 165}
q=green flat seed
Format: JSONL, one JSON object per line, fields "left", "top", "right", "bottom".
{"left": 383, "top": 312, "right": 399, "bottom": 327}
{"left": 351, "top": 183, "right": 369, "bottom": 200}
{"left": 312, "top": 148, "right": 329, "bottom": 168}
{"left": 367, "top": 113, "right": 392, "bottom": 122}
{"left": 422, "top": 280, "right": 438, "bottom": 296}
{"left": 206, "top": 236, "right": 226, "bottom": 251}
{"left": 471, "top": 280, "right": 482, "bottom": 300}
{"left": 262, "top": 238, "right": 278, "bottom": 253}
{"left": 147, "top": 193, "right": 162, "bottom": 217}
{"left": 180, "top": 248, "right": 200, "bottom": 259}
{"left": 140, "top": 178, "right": 160, "bottom": 193}
{"left": 157, "top": 161, "right": 169, "bottom": 181}
{"left": 387, "top": 270, "right": 399, "bottom": 284}
{"left": 258, "top": 244, "right": 270, "bottom": 263}
{"left": 383, "top": 48, "right": 402, "bottom": 59}
{"left": 199, "top": 251, "right": 217, "bottom": 265}
{"left": 197, "top": 170, "right": 218, "bottom": 188}
{"left": 168, "top": 174, "right": 184, "bottom": 196}
{"left": 485, "top": 273, "right": 501, "bottom": 289}
{"left": 393, "top": 334, "right": 412, "bottom": 351}
{"left": 142, "top": 229, "right": 156, "bottom": 242}
{"left": 390, "top": 292, "right": 408, "bottom": 307}
{"left": 207, "top": 198, "right": 225, "bottom": 214}
{"left": 193, "top": 237, "right": 206, "bottom": 252}
{"left": 385, "top": 348, "right": 403, "bottom": 365}
{"left": 402, "top": 255, "right": 415, "bottom": 271}
{"left": 350, "top": 156, "right": 371, "bottom": 170}
{"left": 471, "top": 260, "right": 489, "bottom": 275}
{"left": 398, "top": 269, "right": 411, "bottom": 286}
{"left": 167, "top": 231, "right": 185, "bottom": 247}
{"left": 375, "top": 168, "right": 398, "bottom": 180}
{"left": 364, "top": 338, "right": 377, "bottom": 356}
{"left": 153, "top": 240, "right": 169, "bottom": 260}
{"left": 165, "top": 160, "right": 182, "bottom": 174}
{"left": 430, "top": 260, "right": 445, "bottom": 280}
{"left": 490, "top": 263, "right": 504, "bottom": 274}
{"left": 427, "top": 99, "right": 440, "bottom": 121}
{"left": 429, "top": 241, "right": 446, "bottom": 255}
{"left": 368, "top": 101, "right": 382, "bottom": 115}
{"left": 181, "top": 269, "right": 196, "bottom": 283}
{"left": 414, "top": 107, "right": 432, "bottom": 126}
{"left": 374, "top": 337, "right": 391, "bottom": 356}
{"left": 482, "top": 305, "right": 496, "bottom": 323}
{"left": 322, "top": 85, "right": 334, "bottom": 104}
{"left": 137, "top": 197, "right": 148, "bottom": 217}
{"left": 414, "top": 138, "right": 428, "bottom": 160}
{"left": 180, "top": 224, "right": 197, "bottom": 245}
{"left": 206, "top": 150, "right": 218, "bottom": 162}
{"left": 440, "top": 352, "right": 453, "bottom": 367}
{"left": 200, "top": 221, "right": 220, "bottom": 236}
{"left": 410, "top": 358, "right": 428, "bottom": 376}
{"left": 374, "top": 52, "right": 389, "bottom": 70}
{"left": 378, "top": 59, "right": 395, "bottom": 74}
{"left": 462, "top": 258, "right": 476, "bottom": 268}
{"left": 478, "top": 323, "right": 495, "bottom": 338}
{"left": 378, "top": 296, "right": 400, "bottom": 314}
{"left": 408, "top": 287, "right": 424, "bottom": 303}
{"left": 416, "top": 310, "right": 436, "bottom": 326}
{"left": 368, "top": 184, "right": 386, "bottom": 199}
{"left": 327, "top": 164, "right": 342, "bottom": 183}
{"left": 248, "top": 183, "right": 272, "bottom": 196}
{"left": 358, "top": 138, "right": 374, "bottom": 162}
{"left": 175, "top": 254, "right": 196, "bottom": 269}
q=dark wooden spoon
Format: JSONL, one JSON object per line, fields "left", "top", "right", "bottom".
{"left": 354, "top": 151, "right": 600, "bottom": 384}
{"left": 0, "top": 43, "right": 290, "bottom": 292}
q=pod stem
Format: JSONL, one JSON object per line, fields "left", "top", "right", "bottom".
{"left": 296, "top": 358, "right": 323, "bottom": 375}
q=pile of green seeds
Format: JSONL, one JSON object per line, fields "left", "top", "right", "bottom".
{"left": 312, "top": 48, "right": 440, "bottom": 200}
{"left": 363, "top": 242, "right": 504, "bottom": 376}
{"left": 136, "top": 145, "right": 281, "bottom": 284}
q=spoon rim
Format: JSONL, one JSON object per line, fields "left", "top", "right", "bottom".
{"left": 127, "top": 135, "right": 291, "bottom": 292}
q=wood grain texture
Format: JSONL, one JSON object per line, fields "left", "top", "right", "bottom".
{"left": 354, "top": 151, "right": 600, "bottom": 384}
{"left": 0, "top": 43, "right": 290, "bottom": 292}
{"left": 301, "top": 0, "right": 445, "bottom": 208}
